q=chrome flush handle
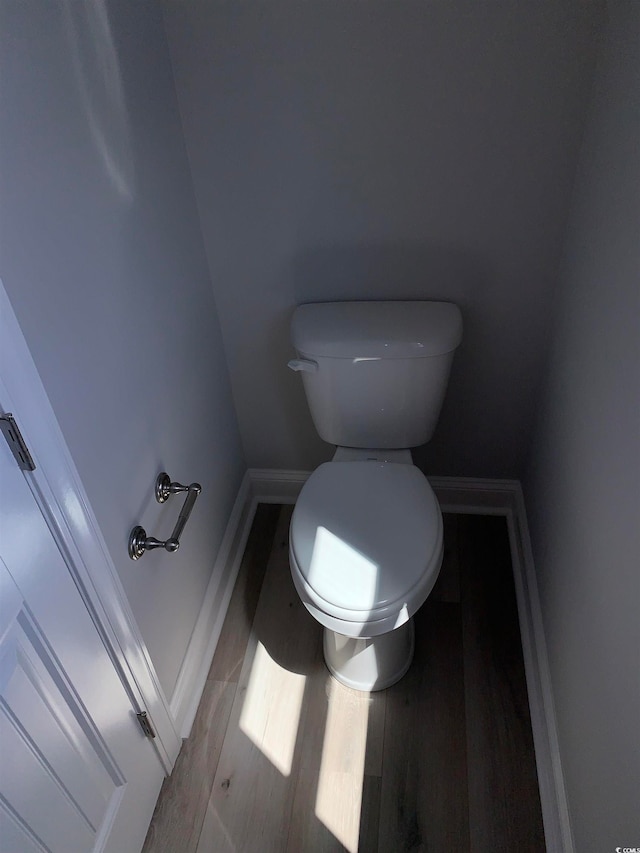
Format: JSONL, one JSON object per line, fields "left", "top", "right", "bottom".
{"left": 287, "top": 358, "right": 318, "bottom": 372}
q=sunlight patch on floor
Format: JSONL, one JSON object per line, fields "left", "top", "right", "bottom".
{"left": 239, "top": 641, "right": 306, "bottom": 777}
{"left": 315, "top": 677, "right": 370, "bottom": 853}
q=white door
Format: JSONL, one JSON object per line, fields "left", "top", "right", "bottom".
{"left": 0, "top": 430, "right": 164, "bottom": 852}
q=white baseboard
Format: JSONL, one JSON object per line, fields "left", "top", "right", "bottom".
{"left": 248, "top": 467, "right": 310, "bottom": 504}
{"left": 169, "top": 470, "right": 309, "bottom": 737}
{"left": 428, "top": 475, "right": 520, "bottom": 514}
{"left": 242, "top": 468, "right": 572, "bottom": 853}
{"left": 169, "top": 471, "right": 257, "bottom": 736}
{"left": 509, "top": 485, "right": 574, "bottom": 853}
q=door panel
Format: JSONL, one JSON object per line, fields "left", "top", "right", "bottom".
{"left": 0, "top": 804, "right": 45, "bottom": 853}
{"left": 0, "top": 435, "right": 164, "bottom": 852}
{"left": 0, "top": 588, "right": 121, "bottom": 849}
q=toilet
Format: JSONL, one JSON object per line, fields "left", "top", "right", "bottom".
{"left": 287, "top": 301, "right": 463, "bottom": 691}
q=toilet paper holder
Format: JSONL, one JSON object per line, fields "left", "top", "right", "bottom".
{"left": 128, "top": 472, "right": 201, "bottom": 560}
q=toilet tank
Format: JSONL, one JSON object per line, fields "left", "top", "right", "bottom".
{"left": 290, "top": 301, "right": 463, "bottom": 448}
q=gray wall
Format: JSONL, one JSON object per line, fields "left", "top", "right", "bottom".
{"left": 0, "top": 1, "right": 245, "bottom": 701}
{"left": 524, "top": 1, "right": 640, "bottom": 848}
{"left": 163, "top": 0, "right": 603, "bottom": 477}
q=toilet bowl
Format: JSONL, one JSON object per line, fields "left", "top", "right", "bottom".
{"left": 289, "top": 456, "right": 443, "bottom": 690}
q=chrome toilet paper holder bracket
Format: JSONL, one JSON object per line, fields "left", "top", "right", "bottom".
{"left": 128, "top": 472, "right": 201, "bottom": 560}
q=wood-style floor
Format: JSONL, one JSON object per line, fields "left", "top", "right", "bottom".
{"left": 143, "top": 505, "right": 545, "bottom": 853}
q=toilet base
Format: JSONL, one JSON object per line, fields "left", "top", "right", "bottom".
{"left": 323, "top": 619, "right": 415, "bottom": 692}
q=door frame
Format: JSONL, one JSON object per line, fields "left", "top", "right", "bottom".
{"left": 0, "top": 280, "right": 181, "bottom": 772}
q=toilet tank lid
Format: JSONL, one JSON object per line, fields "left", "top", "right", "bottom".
{"left": 291, "top": 301, "right": 463, "bottom": 359}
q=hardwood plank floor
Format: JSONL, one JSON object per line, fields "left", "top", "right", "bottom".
{"left": 378, "top": 600, "right": 469, "bottom": 851}
{"left": 143, "top": 505, "right": 544, "bottom": 853}
{"left": 142, "top": 504, "right": 279, "bottom": 853}
{"left": 459, "top": 514, "right": 545, "bottom": 852}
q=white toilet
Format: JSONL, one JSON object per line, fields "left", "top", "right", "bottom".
{"left": 288, "top": 301, "right": 463, "bottom": 691}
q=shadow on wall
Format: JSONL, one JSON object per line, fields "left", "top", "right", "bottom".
{"left": 274, "top": 243, "right": 505, "bottom": 476}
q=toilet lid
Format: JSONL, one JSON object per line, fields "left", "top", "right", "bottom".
{"left": 290, "top": 462, "right": 442, "bottom": 618}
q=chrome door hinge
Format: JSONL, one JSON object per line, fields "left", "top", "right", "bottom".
{"left": 136, "top": 711, "right": 157, "bottom": 739}
{"left": 0, "top": 414, "right": 35, "bottom": 471}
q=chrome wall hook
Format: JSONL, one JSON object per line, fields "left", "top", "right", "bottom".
{"left": 129, "top": 473, "right": 201, "bottom": 560}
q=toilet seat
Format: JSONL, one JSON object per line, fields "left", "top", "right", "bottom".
{"left": 290, "top": 461, "right": 443, "bottom": 637}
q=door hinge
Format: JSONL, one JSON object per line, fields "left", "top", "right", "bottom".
{"left": 136, "top": 711, "right": 157, "bottom": 739}
{"left": 0, "top": 413, "right": 35, "bottom": 471}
